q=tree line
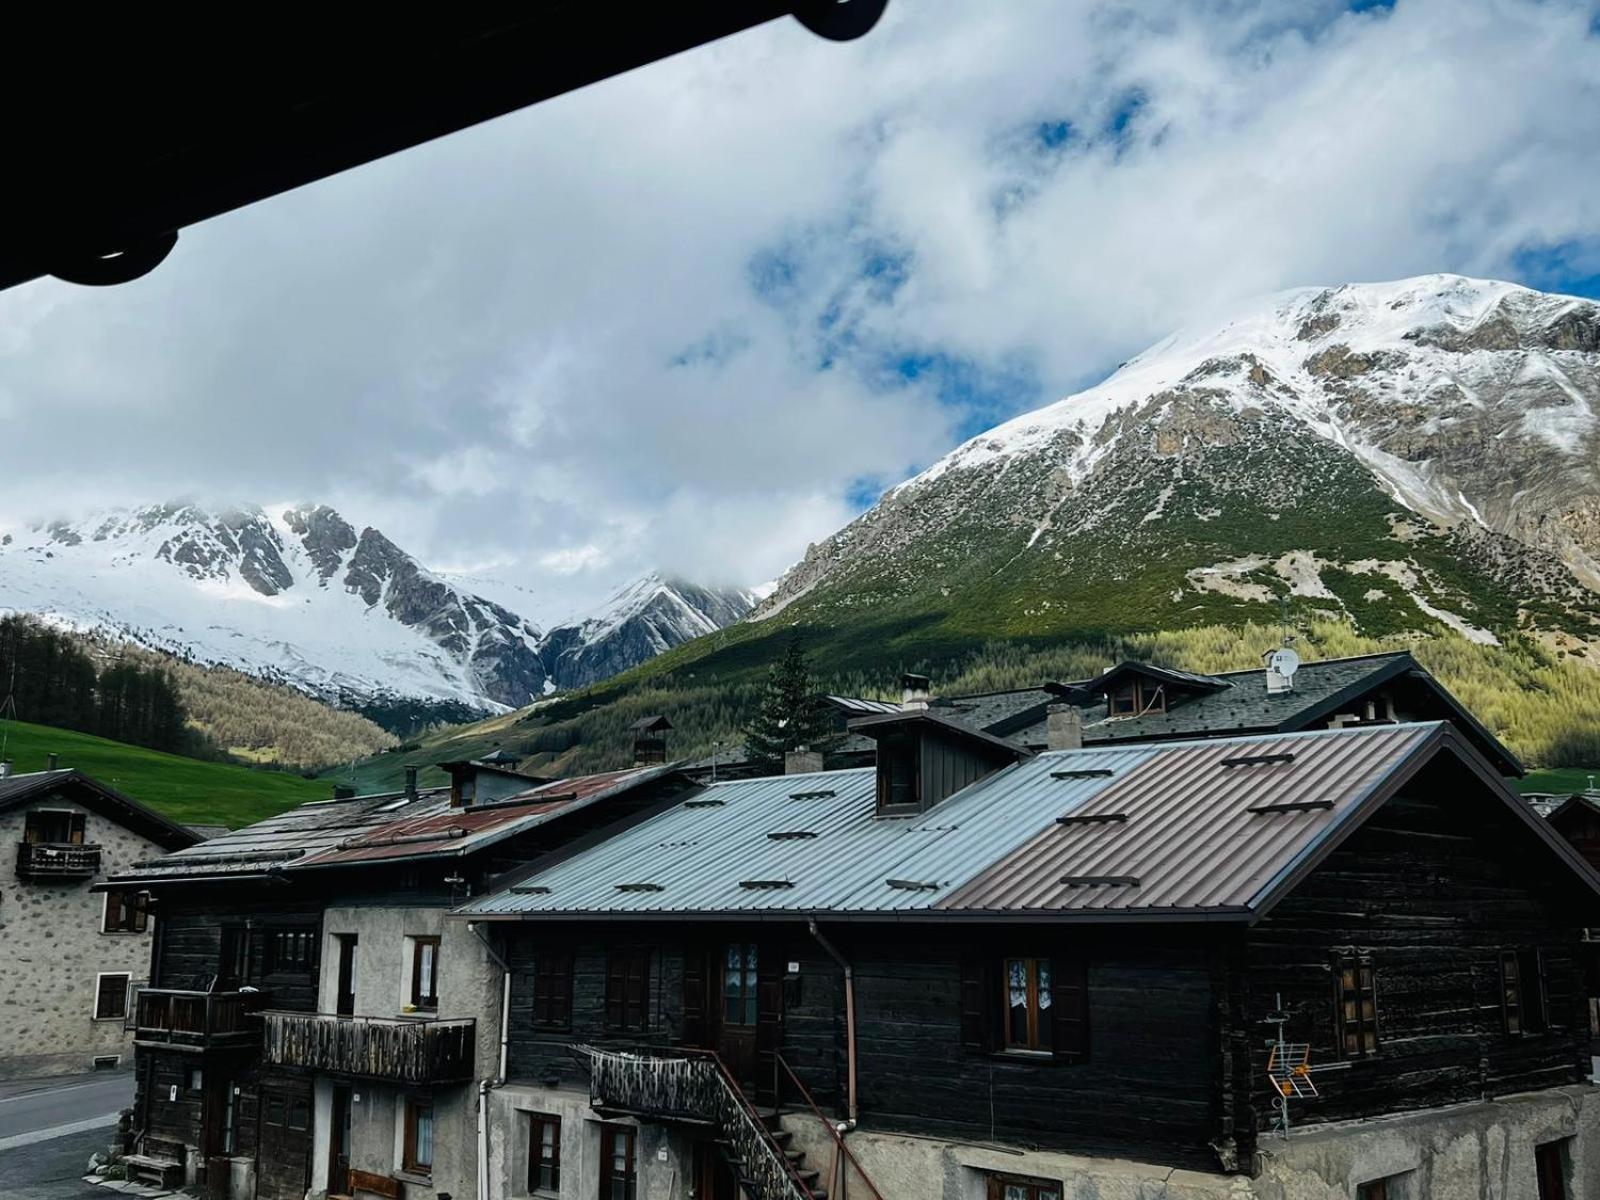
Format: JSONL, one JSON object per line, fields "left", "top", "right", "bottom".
{"left": 0, "top": 614, "right": 186, "bottom": 752}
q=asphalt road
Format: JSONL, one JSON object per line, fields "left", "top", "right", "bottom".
{"left": 0, "top": 1073, "right": 132, "bottom": 1200}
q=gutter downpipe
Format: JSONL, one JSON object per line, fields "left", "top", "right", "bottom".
{"left": 807, "top": 917, "right": 858, "bottom": 1127}
{"left": 468, "top": 922, "right": 512, "bottom": 1200}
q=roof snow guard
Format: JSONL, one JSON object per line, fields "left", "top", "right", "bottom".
{"left": 459, "top": 723, "right": 1593, "bottom": 925}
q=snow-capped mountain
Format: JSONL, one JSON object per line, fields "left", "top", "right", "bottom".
{"left": 759, "top": 275, "right": 1600, "bottom": 647}
{"left": 540, "top": 574, "right": 757, "bottom": 689}
{"left": 0, "top": 503, "right": 753, "bottom": 713}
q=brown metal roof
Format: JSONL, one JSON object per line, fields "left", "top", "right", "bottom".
{"left": 939, "top": 723, "right": 1439, "bottom": 917}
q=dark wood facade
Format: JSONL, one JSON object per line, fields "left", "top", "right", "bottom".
{"left": 499, "top": 772, "right": 1598, "bottom": 1174}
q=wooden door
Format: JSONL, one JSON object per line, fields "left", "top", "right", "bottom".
{"left": 335, "top": 935, "right": 358, "bottom": 1017}
{"left": 328, "top": 1086, "right": 351, "bottom": 1196}
{"left": 717, "top": 942, "right": 760, "bottom": 1087}
{"left": 253, "top": 1079, "right": 312, "bottom": 1200}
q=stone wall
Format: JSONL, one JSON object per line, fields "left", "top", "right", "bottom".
{"left": 0, "top": 800, "right": 169, "bottom": 1079}
{"left": 778, "top": 1084, "right": 1600, "bottom": 1200}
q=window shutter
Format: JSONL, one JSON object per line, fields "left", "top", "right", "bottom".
{"left": 1053, "top": 954, "right": 1088, "bottom": 1062}
{"left": 959, "top": 955, "right": 993, "bottom": 1053}
{"left": 756, "top": 943, "right": 783, "bottom": 1089}
{"left": 605, "top": 953, "right": 625, "bottom": 1029}
{"left": 682, "top": 946, "right": 707, "bottom": 1047}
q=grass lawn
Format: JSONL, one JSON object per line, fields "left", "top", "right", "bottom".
{"left": 1516, "top": 766, "right": 1600, "bottom": 796}
{"left": 0, "top": 718, "right": 330, "bottom": 828}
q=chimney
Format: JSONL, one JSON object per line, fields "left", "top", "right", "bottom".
{"left": 631, "top": 716, "right": 672, "bottom": 766}
{"left": 1046, "top": 703, "right": 1084, "bottom": 751}
{"left": 0, "top": 760, "right": 11, "bottom": 778}
{"left": 403, "top": 766, "right": 418, "bottom": 798}
{"left": 46, "top": 753, "right": 59, "bottom": 771}
{"left": 785, "top": 746, "right": 825, "bottom": 775}
{"left": 901, "top": 673, "right": 932, "bottom": 711}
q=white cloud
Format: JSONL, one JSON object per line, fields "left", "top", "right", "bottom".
{"left": 0, "top": 0, "right": 1597, "bottom": 617}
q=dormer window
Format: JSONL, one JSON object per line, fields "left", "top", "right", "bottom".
{"left": 1108, "top": 682, "right": 1164, "bottom": 718}
{"left": 877, "top": 733, "right": 920, "bottom": 816}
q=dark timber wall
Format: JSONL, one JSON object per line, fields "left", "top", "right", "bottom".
{"left": 1231, "top": 760, "right": 1592, "bottom": 1164}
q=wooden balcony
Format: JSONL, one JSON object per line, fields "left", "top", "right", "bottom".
{"left": 262, "top": 1011, "right": 475, "bottom": 1085}
{"left": 135, "top": 989, "right": 265, "bottom": 1049}
{"left": 16, "top": 841, "right": 101, "bottom": 879}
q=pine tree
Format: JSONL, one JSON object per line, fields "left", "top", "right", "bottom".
{"left": 742, "top": 636, "right": 838, "bottom": 771}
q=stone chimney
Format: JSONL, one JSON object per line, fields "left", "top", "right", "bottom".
{"left": 46, "top": 753, "right": 59, "bottom": 771}
{"left": 901, "top": 673, "right": 932, "bottom": 711}
{"left": 1046, "top": 703, "right": 1084, "bottom": 751}
{"left": 785, "top": 746, "right": 825, "bottom": 775}
{"left": 403, "top": 765, "right": 418, "bottom": 798}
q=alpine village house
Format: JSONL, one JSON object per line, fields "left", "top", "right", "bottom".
{"left": 0, "top": 759, "right": 200, "bottom": 1079}
{"left": 103, "top": 651, "right": 1600, "bottom": 1200}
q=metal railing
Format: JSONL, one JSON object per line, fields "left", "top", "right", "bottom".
{"left": 775, "top": 1053, "right": 886, "bottom": 1200}
{"left": 586, "top": 1046, "right": 815, "bottom": 1200}
{"left": 135, "top": 989, "right": 263, "bottom": 1046}
{"left": 16, "top": 841, "right": 101, "bottom": 878}
{"left": 262, "top": 1011, "right": 476, "bottom": 1084}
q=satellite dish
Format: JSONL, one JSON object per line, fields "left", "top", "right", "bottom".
{"left": 1268, "top": 647, "right": 1301, "bottom": 679}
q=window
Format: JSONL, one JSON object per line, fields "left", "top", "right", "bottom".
{"left": 102, "top": 890, "right": 149, "bottom": 934}
{"left": 598, "top": 1124, "right": 636, "bottom": 1200}
{"left": 24, "top": 809, "right": 85, "bottom": 844}
{"left": 1107, "top": 681, "right": 1164, "bottom": 718}
{"left": 1335, "top": 953, "right": 1379, "bottom": 1058}
{"left": 526, "top": 1113, "right": 561, "bottom": 1193}
{"left": 287, "top": 1095, "right": 310, "bottom": 1132}
{"left": 266, "top": 929, "right": 314, "bottom": 973}
{"left": 532, "top": 950, "right": 574, "bottom": 1030}
{"left": 876, "top": 734, "right": 919, "bottom": 814}
{"left": 605, "top": 950, "right": 650, "bottom": 1032}
{"left": 1356, "top": 1179, "right": 1390, "bottom": 1200}
{"left": 724, "top": 943, "right": 758, "bottom": 1026}
{"left": 1109, "top": 684, "right": 1138, "bottom": 716}
{"left": 986, "top": 1176, "right": 1062, "bottom": 1200}
{"left": 1003, "top": 957, "right": 1053, "bottom": 1053}
{"left": 411, "top": 937, "right": 441, "bottom": 1010}
{"left": 403, "top": 1099, "right": 434, "bottom": 1176}
{"left": 264, "top": 1095, "right": 286, "bottom": 1127}
{"left": 187, "top": 1067, "right": 203, "bottom": 1092}
{"left": 1536, "top": 1139, "right": 1569, "bottom": 1200}
{"left": 1502, "top": 949, "right": 1549, "bottom": 1035}
{"left": 94, "top": 972, "right": 130, "bottom": 1020}
{"left": 220, "top": 926, "right": 250, "bottom": 986}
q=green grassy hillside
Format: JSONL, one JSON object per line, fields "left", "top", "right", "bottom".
{"left": 1, "top": 718, "right": 330, "bottom": 828}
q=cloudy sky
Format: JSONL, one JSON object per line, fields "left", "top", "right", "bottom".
{"left": 3, "top": 0, "right": 1598, "bottom": 619}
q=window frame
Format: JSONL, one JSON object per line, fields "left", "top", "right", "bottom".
{"left": 1355, "top": 1178, "right": 1391, "bottom": 1200}
{"left": 532, "top": 950, "right": 574, "bottom": 1031}
{"left": 723, "top": 942, "right": 759, "bottom": 1028}
{"left": 604, "top": 948, "right": 650, "bottom": 1033}
{"left": 24, "top": 808, "right": 85, "bottom": 845}
{"left": 265, "top": 929, "right": 314, "bottom": 975}
{"left": 876, "top": 734, "right": 920, "bottom": 815}
{"left": 986, "top": 1174, "right": 1063, "bottom": 1200}
{"left": 1334, "top": 952, "right": 1380, "bottom": 1059}
{"left": 402, "top": 1097, "right": 435, "bottom": 1177}
{"left": 101, "top": 890, "right": 149, "bottom": 935}
{"left": 93, "top": 972, "right": 131, "bottom": 1021}
{"left": 597, "top": 1123, "right": 637, "bottom": 1200}
{"left": 410, "top": 936, "right": 442, "bottom": 1011}
{"left": 1002, "top": 956, "right": 1053, "bottom": 1054}
{"left": 526, "top": 1112, "right": 562, "bottom": 1194}
{"left": 1535, "top": 1138, "right": 1569, "bottom": 1200}
{"left": 1502, "top": 948, "right": 1549, "bottom": 1036}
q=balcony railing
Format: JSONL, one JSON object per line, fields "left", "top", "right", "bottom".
{"left": 262, "top": 1012, "right": 475, "bottom": 1084}
{"left": 135, "top": 989, "right": 265, "bottom": 1048}
{"left": 16, "top": 841, "right": 102, "bottom": 879}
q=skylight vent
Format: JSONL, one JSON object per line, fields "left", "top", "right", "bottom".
{"left": 1055, "top": 813, "right": 1129, "bottom": 826}
{"left": 766, "top": 830, "right": 819, "bottom": 841}
{"left": 513, "top": 884, "right": 551, "bottom": 895}
{"left": 615, "top": 882, "right": 664, "bottom": 893}
{"left": 376, "top": 797, "right": 413, "bottom": 812}
{"left": 885, "top": 878, "right": 939, "bottom": 891}
{"left": 738, "top": 879, "right": 794, "bottom": 890}
{"left": 789, "top": 789, "right": 836, "bottom": 801}
{"left": 1058, "top": 874, "right": 1140, "bottom": 888}
{"left": 1247, "top": 799, "right": 1334, "bottom": 815}
{"left": 684, "top": 798, "right": 725, "bottom": 809}
{"left": 1051, "top": 769, "right": 1115, "bottom": 780}
{"left": 1220, "top": 752, "right": 1296, "bottom": 769}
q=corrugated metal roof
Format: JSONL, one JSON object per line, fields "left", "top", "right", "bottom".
{"left": 461, "top": 745, "right": 1162, "bottom": 918}
{"left": 461, "top": 724, "right": 1503, "bottom": 923}
{"left": 941, "top": 723, "right": 1436, "bottom": 915}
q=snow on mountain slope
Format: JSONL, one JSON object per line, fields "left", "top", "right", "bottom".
{"left": 0, "top": 503, "right": 751, "bottom": 712}
{"left": 760, "top": 275, "right": 1600, "bottom": 643}
{"left": 540, "top": 573, "right": 756, "bottom": 689}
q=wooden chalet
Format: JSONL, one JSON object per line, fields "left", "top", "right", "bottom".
{"left": 460, "top": 719, "right": 1600, "bottom": 1199}
{"left": 101, "top": 759, "right": 693, "bottom": 1200}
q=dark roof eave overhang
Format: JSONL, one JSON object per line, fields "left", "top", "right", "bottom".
{"left": 451, "top": 905, "right": 1256, "bottom": 926}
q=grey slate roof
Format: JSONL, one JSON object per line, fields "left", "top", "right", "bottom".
{"left": 460, "top": 722, "right": 1571, "bottom": 924}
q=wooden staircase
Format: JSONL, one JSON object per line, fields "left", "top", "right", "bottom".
{"left": 717, "top": 1110, "right": 828, "bottom": 1200}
